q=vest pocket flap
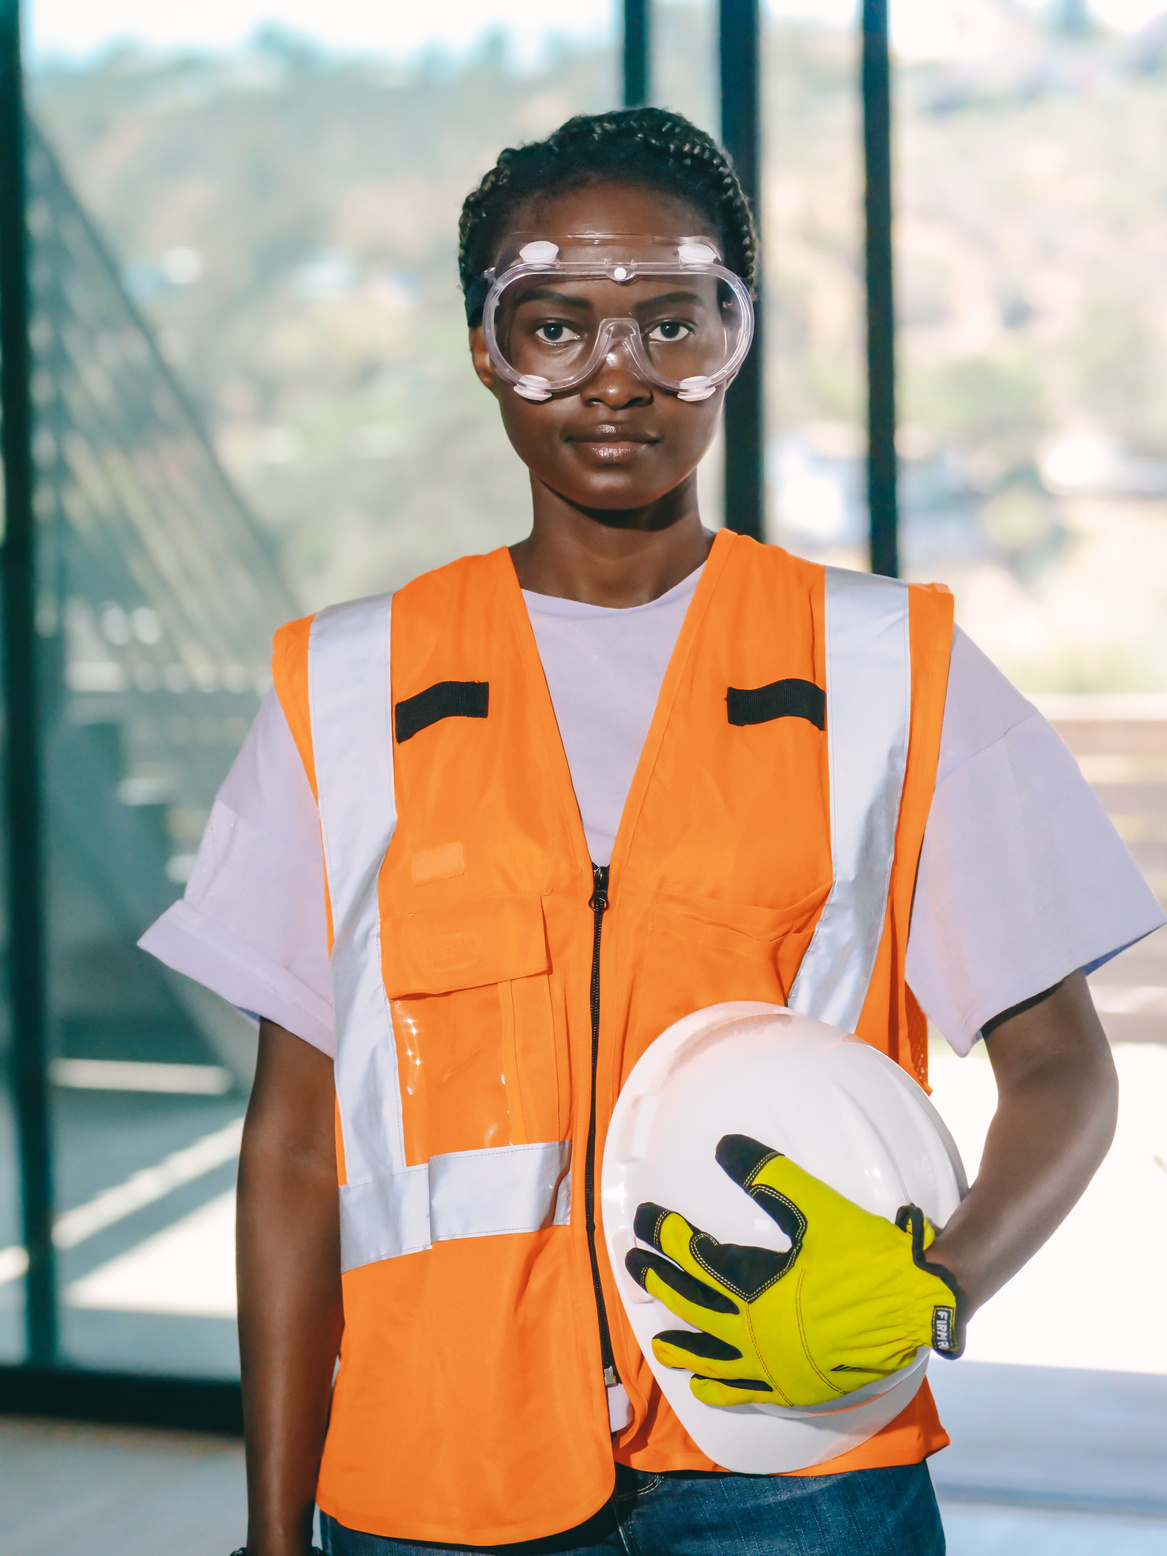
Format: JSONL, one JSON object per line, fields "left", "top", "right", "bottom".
{"left": 385, "top": 892, "right": 549, "bottom": 997}
{"left": 651, "top": 884, "right": 830, "bottom": 951}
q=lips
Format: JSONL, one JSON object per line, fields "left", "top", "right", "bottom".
{"left": 570, "top": 423, "right": 658, "bottom": 455}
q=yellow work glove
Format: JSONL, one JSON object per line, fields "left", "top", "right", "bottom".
{"left": 625, "top": 1134, "right": 966, "bottom": 1409}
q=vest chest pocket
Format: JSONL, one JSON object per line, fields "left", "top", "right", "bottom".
{"left": 382, "top": 892, "right": 563, "bottom": 1165}
{"left": 628, "top": 885, "right": 830, "bottom": 1069}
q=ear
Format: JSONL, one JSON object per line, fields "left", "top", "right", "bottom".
{"left": 469, "top": 324, "right": 500, "bottom": 394}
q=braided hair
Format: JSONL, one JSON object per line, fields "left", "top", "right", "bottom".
{"left": 459, "top": 107, "right": 757, "bottom": 323}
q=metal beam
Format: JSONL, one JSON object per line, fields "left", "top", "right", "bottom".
{"left": 0, "top": 1366, "right": 243, "bottom": 1432}
{"left": 862, "top": 0, "right": 898, "bottom": 577}
{"left": 719, "top": 0, "right": 764, "bottom": 541}
{"left": 623, "top": 0, "right": 650, "bottom": 108}
{"left": 0, "top": 0, "right": 57, "bottom": 1362}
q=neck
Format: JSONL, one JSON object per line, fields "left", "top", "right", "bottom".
{"left": 509, "top": 473, "right": 714, "bottom": 608}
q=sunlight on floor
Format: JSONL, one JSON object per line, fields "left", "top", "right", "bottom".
{"left": 940, "top": 1498, "right": 1167, "bottom": 1555}
{"left": 929, "top": 1042, "right": 1167, "bottom": 1375}
{"left": 66, "top": 1192, "right": 237, "bottom": 1319}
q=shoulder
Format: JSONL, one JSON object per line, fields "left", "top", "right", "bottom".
{"left": 821, "top": 555, "right": 954, "bottom": 628}
{"left": 394, "top": 549, "right": 504, "bottom": 618}
{"left": 271, "top": 549, "right": 505, "bottom": 666}
{"left": 270, "top": 594, "right": 394, "bottom": 795}
{"left": 268, "top": 551, "right": 507, "bottom": 771}
{"left": 741, "top": 540, "right": 952, "bottom": 619}
{"left": 937, "top": 627, "right": 1040, "bottom": 779}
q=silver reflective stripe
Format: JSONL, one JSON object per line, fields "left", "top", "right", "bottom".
{"left": 340, "top": 1165, "right": 431, "bottom": 1268}
{"left": 431, "top": 1140, "right": 572, "bottom": 1240}
{"left": 310, "top": 597, "right": 405, "bottom": 1190}
{"left": 308, "top": 596, "right": 572, "bottom": 1272}
{"left": 787, "top": 567, "right": 911, "bottom": 1034}
{"left": 338, "top": 1142, "right": 572, "bottom": 1272}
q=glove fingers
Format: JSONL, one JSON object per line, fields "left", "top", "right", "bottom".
{"left": 690, "top": 1375, "right": 777, "bottom": 1407}
{"left": 634, "top": 1200, "right": 793, "bottom": 1305}
{"left": 625, "top": 1247, "right": 738, "bottom": 1316}
{"left": 634, "top": 1202, "right": 714, "bottom": 1281}
{"left": 633, "top": 1203, "right": 735, "bottom": 1296}
{"left": 631, "top": 1257, "right": 749, "bottom": 1344}
{"left": 714, "top": 1134, "right": 778, "bottom": 1189}
{"left": 651, "top": 1328, "right": 744, "bottom": 1377}
{"left": 654, "top": 1327, "right": 742, "bottom": 1362}
{"left": 716, "top": 1135, "right": 860, "bottom": 1248}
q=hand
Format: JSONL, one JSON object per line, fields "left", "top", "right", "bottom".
{"left": 625, "top": 1133, "right": 966, "bottom": 1409}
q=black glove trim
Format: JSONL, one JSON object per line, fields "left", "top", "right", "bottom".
{"left": 626, "top": 1246, "right": 739, "bottom": 1314}
{"left": 654, "top": 1328, "right": 743, "bottom": 1362}
{"left": 632, "top": 1198, "right": 795, "bottom": 1304}
{"left": 895, "top": 1203, "right": 968, "bottom": 1359}
{"left": 715, "top": 1133, "right": 780, "bottom": 1187}
{"left": 692, "top": 1373, "right": 774, "bottom": 1394}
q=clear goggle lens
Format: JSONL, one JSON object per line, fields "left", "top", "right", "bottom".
{"left": 480, "top": 235, "right": 754, "bottom": 402}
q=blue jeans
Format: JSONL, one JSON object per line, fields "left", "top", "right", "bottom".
{"left": 320, "top": 1462, "right": 945, "bottom": 1555}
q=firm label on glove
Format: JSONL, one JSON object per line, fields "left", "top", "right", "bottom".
{"left": 932, "top": 1306, "right": 959, "bottom": 1355}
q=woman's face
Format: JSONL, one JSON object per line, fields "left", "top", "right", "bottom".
{"left": 470, "top": 182, "right": 730, "bottom": 514}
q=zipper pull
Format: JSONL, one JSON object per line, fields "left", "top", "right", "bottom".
{"left": 589, "top": 863, "right": 609, "bottom": 912}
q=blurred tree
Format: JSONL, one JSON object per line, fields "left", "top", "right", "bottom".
{"left": 907, "top": 354, "right": 1047, "bottom": 478}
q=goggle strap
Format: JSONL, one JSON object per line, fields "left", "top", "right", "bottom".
{"left": 464, "top": 275, "right": 490, "bottom": 325}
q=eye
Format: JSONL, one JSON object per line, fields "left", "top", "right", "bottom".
{"left": 646, "top": 319, "right": 694, "bottom": 343}
{"left": 533, "top": 321, "right": 582, "bottom": 344}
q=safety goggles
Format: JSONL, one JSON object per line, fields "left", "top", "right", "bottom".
{"left": 473, "top": 233, "right": 754, "bottom": 403}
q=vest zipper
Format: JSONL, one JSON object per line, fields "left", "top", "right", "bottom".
{"left": 585, "top": 863, "right": 619, "bottom": 1389}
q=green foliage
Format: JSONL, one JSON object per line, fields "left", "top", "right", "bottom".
{"left": 911, "top": 355, "right": 1047, "bottom": 471}
{"left": 27, "top": 8, "right": 1167, "bottom": 689}
{"left": 1074, "top": 290, "right": 1167, "bottom": 456}
{"left": 31, "top": 38, "right": 614, "bottom": 607}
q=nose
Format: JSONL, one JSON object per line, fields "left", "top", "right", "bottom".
{"left": 582, "top": 342, "right": 654, "bottom": 409}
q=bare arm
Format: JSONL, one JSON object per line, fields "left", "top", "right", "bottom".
{"left": 238, "top": 1018, "right": 343, "bottom": 1556}
{"left": 928, "top": 968, "right": 1118, "bottom": 1315}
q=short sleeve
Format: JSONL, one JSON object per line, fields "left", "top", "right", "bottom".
{"left": 906, "top": 629, "right": 1166, "bottom": 1056}
{"left": 138, "top": 689, "right": 335, "bottom": 1056}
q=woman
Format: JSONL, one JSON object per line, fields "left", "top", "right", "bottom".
{"left": 143, "top": 107, "right": 1161, "bottom": 1556}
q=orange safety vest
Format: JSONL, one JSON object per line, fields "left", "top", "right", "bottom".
{"left": 272, "top": 529, "right": 954, "bottom": 1546}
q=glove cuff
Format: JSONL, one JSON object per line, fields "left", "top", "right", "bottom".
{"left": 895, "top": 1204, "right": 968, "bottom": 1359}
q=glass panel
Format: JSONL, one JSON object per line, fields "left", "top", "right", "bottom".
{"left": 0, "top": 766, "right": 19, "bottom": 1357}
{"left": 654, "top": 1, "right": 725, "bottom": 527}
{"left": 764, "top": 6, "right": 865, "bottom": 558}
{"left": 895, "top": 4, "right": 1167, "bottom": 693}
{"left": 32, "top": 24, "right": 618, "bottom": 618}
{"left": 23, "top": 121, "right": 286, "bottom": 1376}
{"left": 26, "top": 7, "right": 618, "bottom": 1376}
{"left": 655, "top": 0, "right": 719, "bottom": 137}
{"left": 894, "top": 3, "right": 1167, "bottom": 1389}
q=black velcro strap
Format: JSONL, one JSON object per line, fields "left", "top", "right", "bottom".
{"left": 464, "top": 276, "right": 490, "bottom": 324}
{"left": 726, "top": 679, "right": 825, "bottom": 730}
{"left": 394, "top": 680, "right": 489, "bottom": 744}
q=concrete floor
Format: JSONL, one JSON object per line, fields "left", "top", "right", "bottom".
{"left": 1, "top": 1417, "right": 246, "bottom": 1556}
{"left": 5, "top": 1411, "right": 1167, "bottom": 1556}
{"left": 940, "top": 1500, "right": 1167, "bottom": 1555}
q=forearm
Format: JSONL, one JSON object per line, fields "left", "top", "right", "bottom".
{"left": 927, "top": 970, "right": 1118, "bottom": 1316}
{"left": 239, "top": 1020, "right": 343, "bottom": 1556}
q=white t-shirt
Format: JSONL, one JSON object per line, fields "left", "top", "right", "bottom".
{"left": 140, "top": 565, "right": 1164, "bottom": 1059}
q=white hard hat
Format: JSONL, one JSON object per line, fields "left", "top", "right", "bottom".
{"left": 601, "top": 1001, "right": 967, "bottom": 1474}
